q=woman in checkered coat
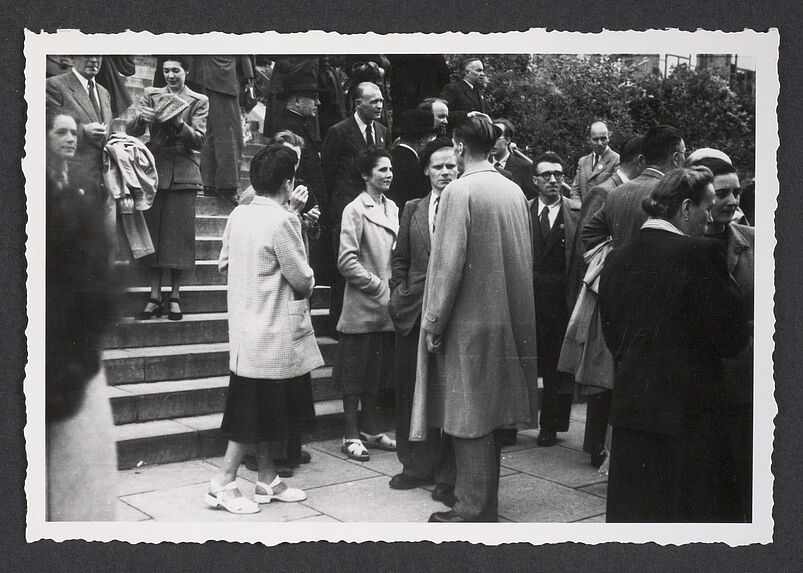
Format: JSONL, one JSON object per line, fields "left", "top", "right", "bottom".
{"left": 205, "top": 145, "right": 323, "bottom": 514}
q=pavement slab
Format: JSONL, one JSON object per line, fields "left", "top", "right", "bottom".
{"left": 300, "top": 475, "right": 448, "bottom": 522}
{"left": 120, "top": 478, "right": 320, "bottom": 522}
{"left": 497, "top": 473, "right": 607, "bottom": 523}
{"left": 116, "top": 499, "right": 153, "bottom": 521}
{"left": 501, "top": 444, "right": 607, "bottom": 489}
{"left": 578, "top": 482, "right": 608, "bottom": 499}
{"left": 118, "top": 459, "right": 215, "bottom": 496}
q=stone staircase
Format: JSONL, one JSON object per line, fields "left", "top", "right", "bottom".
{"left": 104, "top": 57, "right": 350, "bottom": 470}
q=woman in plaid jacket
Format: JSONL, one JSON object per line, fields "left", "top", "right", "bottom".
{"left": 205, "top": 145, "right": 323, "bottom": 514}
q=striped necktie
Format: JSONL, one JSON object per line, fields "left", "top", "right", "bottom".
{"left": 432, "top": 196, "right": 440, "bottom": 234}
{"left": 87, "top": 79, "right": 101, "bottom": 120}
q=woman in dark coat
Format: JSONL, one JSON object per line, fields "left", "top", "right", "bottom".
{"left": 689, "top": 153, "right": 755, "bottom": 521}
{"left": 127, "top": 56, "right": 208, "bottom": 320}
{"left": 599, "top": 166, "right": 749, "bottom": 522}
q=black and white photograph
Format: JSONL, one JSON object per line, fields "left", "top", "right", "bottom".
{"left": 23, "top": 29, "right": 777, "bottom": 546}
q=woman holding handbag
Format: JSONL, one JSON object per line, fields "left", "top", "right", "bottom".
{"left": 206, "top": 144, "right": 322, "bottom": 514}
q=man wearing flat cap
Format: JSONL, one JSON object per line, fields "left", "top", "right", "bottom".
{"left": 386, "top": 110, "right": 438, "bottom": 213}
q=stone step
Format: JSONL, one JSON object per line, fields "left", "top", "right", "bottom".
{"left": 103, "top": 336, "right": 339, "bottom": 384}
{"left": 110, "top": 367, "right": 336, "bottom": 425}
{"left": 195, "top": 215, "right": 228, "bottom": 237}
{"left": 120, "top": 284, "right": 331, "bottom": 316}
{"left": 117, "top": 259, "right": 226, "bottom": 287}
{"left": 104, "top": 309, "right": 330, "bottom": 349}
{"left": 196, "top": 236, "right": 222, "bottom": 260}
{"left": 196, "top": 195, "right": 235, "bottom": 216}
{"left": 114, "top": 399, "right": 397, "bottom": 470}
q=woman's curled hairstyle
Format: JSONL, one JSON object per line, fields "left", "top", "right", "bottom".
{"left": 642, "top": 166, "right": 714, "bottom": 219}
{"left": 452, "top": 115, "right": 503, "bottom": 156}
{"left": 354, "top": 145, "right": 391, "bottom": 186}
{"left": 249, "top": 144, "right": 298, "bottom": 196}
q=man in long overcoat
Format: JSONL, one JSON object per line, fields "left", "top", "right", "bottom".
{"left": 411, "top": 116, "right": 538, "bottom": 522}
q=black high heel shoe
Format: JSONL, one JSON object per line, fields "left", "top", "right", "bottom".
{"left": 167, "top": 296, "right": 183, "bottom": 321}
{"left": 136, "top": 297, "right": 162, "bottom": 320}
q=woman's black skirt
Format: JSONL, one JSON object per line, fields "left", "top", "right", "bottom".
{"left": 332, "top": 331, "right": 394, "bottom": 395}
{"left": 219, "top": 372, "right": 316, "bottom": 444}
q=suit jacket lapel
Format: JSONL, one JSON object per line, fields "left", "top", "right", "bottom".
{"left": 412, "top": 194, "right": 432, "bottom": 253}
{"left": 346, "top": 117, "right": 366, "bottom": 149}
{"left": 362, "top": 195, "right": 399, "bottom": 238}
{"left": 561, "top": 198, "right": 580, "bottom": 270}
{"left": 587, "top": 148, "right": 614, "bottom": 183}
{"left": 67, "top": 72, "right": 100, "bottom": 122}
{"left": 529, "top": 201, "right": 545, "bottom": 262}
{"left": 726, "top": 224, "right": 751, "bottom": 274}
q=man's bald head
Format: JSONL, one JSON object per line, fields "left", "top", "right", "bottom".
{"left": 354, "top": 82, "right": 384, "bottom": 123}
{"left": 588, "top": 121, "right": 610, "bottom": 156}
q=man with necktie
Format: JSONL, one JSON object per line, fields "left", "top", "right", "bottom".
{"left": 321, "top": 82, "right": 388, "bottom": 331}
{"left": 569, "top": 121, "right": 620, "bottom": 203}
{"left": 529, "top": 152, "right": 582, "bottom": 447}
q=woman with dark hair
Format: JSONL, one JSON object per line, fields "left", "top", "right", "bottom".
{"left": 46, "top": 112, "right": 118, "bottom": 520}
{"left": 207, "top": 144, "right": 321, "bottom": 514}
{"left": 688, "top": 152, "right": 755, "bottom": 521}
{"left": 335, "top": 145, "right": 399, "bottom": 461}
{"left": 127, "top": 56, "right": 208, "bottom": 321}
{"left": 599, "top": 166, "right": 750, "bottom": 522}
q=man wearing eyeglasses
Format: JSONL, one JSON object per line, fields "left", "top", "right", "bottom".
{"left": 570, "top": 121, "right": 620, "bottom": 203}
{"left": 529, "top": 152, "right": 582, "bottom": 447}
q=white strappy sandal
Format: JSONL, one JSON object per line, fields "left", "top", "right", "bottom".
{"left": 341, "top": 438, "right": 370, "bottom": 461}
{"left": 254, "top": 475, "right": 307, "bottom": 504}
{"left": 204, "top": 480, "right": 259, "bottom": 514}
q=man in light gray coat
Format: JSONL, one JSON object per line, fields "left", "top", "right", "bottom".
{"left": 411, "top": 116, "right": 538, "bottom": 523}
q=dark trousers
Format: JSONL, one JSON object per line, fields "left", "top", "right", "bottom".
{"left": 450, "top": 430, "right": 504, "bottom": 522}
{"left": 536, "top": 311, "right": 573, "bottom": 432}
{"left": 583, "top": 390, "right": 612, "bottom": 454}
{"left": 607, "top": 419, "right": 742, "bottom": 522}
{"left": 395, "top": 326, "right": 455, "bottom": 484}
{"left": 196, "top": 88, "right": 243, "bottom": 190}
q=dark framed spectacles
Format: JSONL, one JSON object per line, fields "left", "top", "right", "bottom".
{"left": 536, "top": 171, "right": 564, "bottom": 181}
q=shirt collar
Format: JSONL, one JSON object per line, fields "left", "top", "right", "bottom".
{"left": 360, "top": 190, "right": 386, "bottom": 207}
{"left": 616, "top": 168, "right": 630, "bottom": 183}
{"left": 537, "top": 196, "right": 561, "bottom": 212}
{"left": 644, "top": 167, "right": 665, "bottom": 177}
{"left": 462, "top": 79, "right": 475, "bottom": 90}
{"left": 72, "top": 68, "right": 92, "bottom": 91}
{"left": 642, "top": 218, "right": 684, "bottom": 235}
{"left": 495, "top": 151, "right": 510, "bottom": 167}
{"left": 353, "top": 112, "right": 372, "bottom": 135}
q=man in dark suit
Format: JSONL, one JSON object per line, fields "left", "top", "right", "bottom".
{"left": 418, "top": 98, "right": 450, "bottom": 136}
{"left": 529, "top": 152, "right": 582, "bottom": 447}
{"left": 183, "top": 55, "right": 254, "bottom": 204}
{"left": 46, "top": 55, "right": 113, "bottom": 196}
{"left": 566, "top": 133, "right": 645, "bottom": 467}
{"left": 386, "top": 110, "right": 437, "bottom": 212}
{"left": 388, "top": 137, "right": 458, "bottom": 504}
{"left": 491, "top": 118, "right": 537, "bottom": 200}
{"left": 570, "top": 121, "right": 620, "bottom": 203}
{"left": 582, "top": 124, "right": 686, "bottom": 251}
{"left": 321, "top": 82, "right": 388, "bottom": 331}
{"left": 276, "top": 68, "right": 330, "bottom": 285}
{"left": 439, "top": 58, "right": 488, "bottom": 115}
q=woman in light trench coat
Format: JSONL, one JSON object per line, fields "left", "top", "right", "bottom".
{"left": 205, "top": 145, "right": 323, "bottom": 514}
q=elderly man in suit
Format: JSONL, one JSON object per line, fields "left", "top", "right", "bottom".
{"left": 418, "top": 98, "right": 450, "bottom": 135}
{"left": 528, "top": 152, "right": 582, "bottom": 447}
{"left": 412, "top": 116, "right": 538, "bottom": 523}
{"left": 386, "top": 110, "right": 437, "bottom": 212}
{"left": 321, "top": 82, "right": 388, "bottom": 331}
{"left": 46, "top": 55, "right": 115, "bottom": 236}
{"left": 388, "top": 137, "right": 457, "bottom": 504}
{"left": 570, "top": 122, "right": 620, "bottom": 203}
{"left": 440, "top": 58, "right": 488, "bottom": 115}
{"left": 491, "top": 118, "right": 537, "bottom": 200}
{"left": 46, "top": 55, "right": 113, "bottom": 196}
{"left": 567, "top": 133, "right": 645, "bottom": 466}
{"left": 582, "top": 124, "right": 686, "bottom": 251}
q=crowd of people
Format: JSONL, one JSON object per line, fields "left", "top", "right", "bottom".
{"left": 45, "top": 54, "right": 755, "bottom": 524}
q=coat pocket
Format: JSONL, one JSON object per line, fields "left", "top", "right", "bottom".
{"left": 288, "top": 299, "right": 314, "bottom": 343}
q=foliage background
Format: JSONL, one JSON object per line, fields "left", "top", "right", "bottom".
{"left": 446, "top": 55, "right": 756, "bottom": 181}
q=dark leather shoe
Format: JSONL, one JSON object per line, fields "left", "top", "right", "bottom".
{"left": 389, "top": 473, "right": 432, "bottom": 490}
{"left": 590, "top": 449, "right": 608, "bottom": 469}
{"left": 276, "top": 449, "right": 312, "bottom": 468}
{"left": 428, "top": 510, "right": 467, "bottom": 523}
{"left": 537, "top": 430, "right": 557, "bottom": 447}
{"left": 431, "top": 484, "right": 456, "bottom": 507}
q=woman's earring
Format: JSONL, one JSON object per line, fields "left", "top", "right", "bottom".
{"left": 685, "top": 217, "right": 689, "bottom": 221}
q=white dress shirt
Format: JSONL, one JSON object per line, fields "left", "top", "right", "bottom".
{"left": 428, "top": 190, "right": 442, "bottom": 236}
{"left": 353, "top": 112, "right": 375, "bottom": 144}
{"left": 537, "top": 197, "right": 561, "bottom": 229}
{"left": 71, "top": 67, "right": 93, "bottom": 95}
